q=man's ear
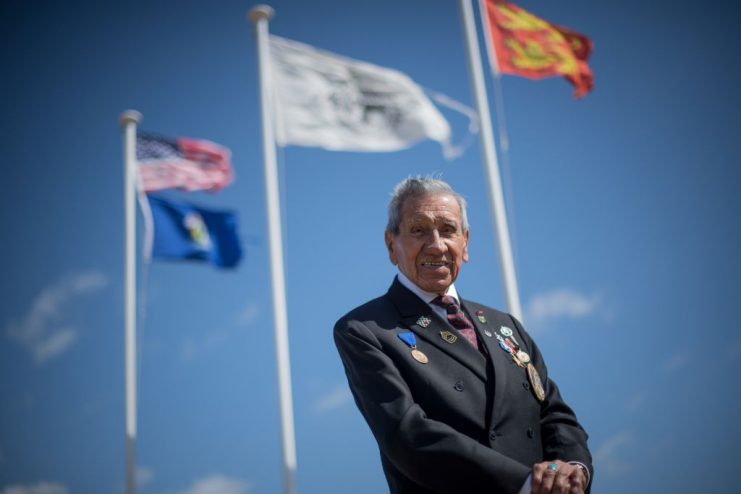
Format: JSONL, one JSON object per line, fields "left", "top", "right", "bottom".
{"left": 384, "top": 230, "right": 398, "bottom": 265}
{"left": 462, "top": 228, "right": 470, "bottom": 263}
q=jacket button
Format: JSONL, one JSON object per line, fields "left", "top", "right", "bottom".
{"left": 454, "top": 380, "right": 464, "bottom": 392}
{"left": 522, "top": 381, "right": 530, "bottom": 390}
{"left": 489, "top": 430, "right": 497, "bottom": 441}
{"left": 527, "top": 428, "right": 535, "bottom": 438}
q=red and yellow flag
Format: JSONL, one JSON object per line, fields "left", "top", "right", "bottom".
{"left": 482, "top": 0, "right": 594, "bottom": 98}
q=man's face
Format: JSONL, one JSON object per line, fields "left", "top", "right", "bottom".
{"left": 385, "top": 193, "right": 469, "bottom": 294}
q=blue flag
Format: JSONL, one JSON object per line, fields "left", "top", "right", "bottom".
{"left": 147, "top": 195, "right": 242, "bottom": 268}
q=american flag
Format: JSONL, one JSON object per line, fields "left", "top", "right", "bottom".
{"left": 136, "top": 134, "right": 234, "bottom": 192}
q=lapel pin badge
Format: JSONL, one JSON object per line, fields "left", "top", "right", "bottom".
{"left": 476, "top": 310, "right": 487, "bottom": 324}
{"left": 440, "top": 330, "right": 458, "bottom": 344}
{"left": 499, "top": 326, "right": 513, "bottom": 337}
{"left": 416, "top": 316, "right": 431, "bottom": 328}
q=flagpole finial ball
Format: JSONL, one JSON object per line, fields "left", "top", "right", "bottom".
{"left": 119, "top": 110, "right": 142, "bottom": 127}
{"left": 248, "top": 5, "right": 274, "bottom": 23}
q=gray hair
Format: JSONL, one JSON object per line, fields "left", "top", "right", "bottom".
{"left": 386, "top": 176, "right": 468, "bottom": 234}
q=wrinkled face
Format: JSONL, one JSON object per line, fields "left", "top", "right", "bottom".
{"left": 385, "top": 193, "right": 469, "bottom": 294}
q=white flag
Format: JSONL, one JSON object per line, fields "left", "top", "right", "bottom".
{"left": 269, "top": 35, "right": 454, "bottom": 155}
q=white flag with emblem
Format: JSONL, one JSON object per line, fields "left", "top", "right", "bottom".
{"left": 269, "top": 35, "right": 456, "bottom": 156}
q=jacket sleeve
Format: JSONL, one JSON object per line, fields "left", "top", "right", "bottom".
{"left": 510, "top": 315, "right": 594, "bottom": 490}
{"left": 334, "top": 317, "right": 531, "bottom": 494}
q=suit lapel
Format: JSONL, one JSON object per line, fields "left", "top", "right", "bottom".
{"left": 387, "top": 279, "right": 487, "bottom": 382}
{"left": 462, "top": 299, "right": 510, "bottom": 421}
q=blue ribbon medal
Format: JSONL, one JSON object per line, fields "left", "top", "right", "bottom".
{"left": 398, "top": 332, "right": 429, "bottom": 364}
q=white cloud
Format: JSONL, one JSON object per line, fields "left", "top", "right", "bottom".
{"left": 313, "top": 385, "right": 352, "bottom": 414}
{"left": 33, "top": 327, "right": 77, "bottom": 363}
{"left": 662, "top": 352, "right": 691, "bottom": 373}
{"left": 625, "top": 392, "right": 646, "bottom": 413}
{"left": 5, "top": 271, "right": 108, "bottom": 364}
{"left": 179, "top": 336, "right": 199, "bottom": 363}
{"left": 176, "top": 301, "right": 261, "bottom": 363}
{"left": 179, "top": 329, "right": 230, "bottom": 363}
{"left": 177, "top": 474, "right": 250, "bottom": 494}
{"left": 593, "top": 431, "right": 634, "bottom": 476}
{"left": 236, "top": 303, "right": 260, "bottom": 327}
{"left": 136, "top": 466, "right": 154, "bottom": 486}
{"left": 524, "top": 288, "right": 602, "bottom": 333}
{"left": 1, "top": 482, "right": 68, "bottom": 494}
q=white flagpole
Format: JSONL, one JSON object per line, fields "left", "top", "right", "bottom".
{"left": 458, "top": 0, "right": 523, "bottom": 321}
{"left": 120, "top": 109, "right": 142, "bottom": 494}
{"left": 248, "top": 6, "right": 298, "bottom": 494}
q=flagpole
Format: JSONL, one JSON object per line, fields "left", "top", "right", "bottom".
{"left": 458, "top": 0, "right": 523, "bottom": 321}
{"left": 248, "top": 6, "right": 298, "bottom": 494}
{"left": 477, "top": 0, "right": 510, "bottom": 154}
{"left": 120, "top": 109, "right": 142, "bottom": 494}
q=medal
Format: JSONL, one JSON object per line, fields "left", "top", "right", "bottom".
{"left": 416, "top": 316, "right": 431, "bottom": 328}
{"left": 440, "top": 331, "right": 457, "bottom": 344}
{"left": 398, "top": 332, "right": 428, "bottom": 364}
{"left": 508, "top": 343, "right": 524, "bottom": 367}
{"left": 503, "top": 338, "right": 517, "bottom": 353}
{"left": 495, "top": 329, "right": 524, "bottom": 367}
{"left": 527, "top": 363, "right": 546, "bottom": 401}
{"left": 516, "top": 350, "right": 531, "bottom": 364}
{"left": 411, "top": 349, "right": 429, "bottom": 363}
{"left": 496, "top": 333, "right": 522, "bottom": 365}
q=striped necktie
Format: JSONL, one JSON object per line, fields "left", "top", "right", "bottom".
{"left": 432, "top": 295, "right": 479, "bottom": 350}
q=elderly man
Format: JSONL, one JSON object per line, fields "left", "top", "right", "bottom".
{"left": 334, "top": 177, "right": 592, "bottom": 494}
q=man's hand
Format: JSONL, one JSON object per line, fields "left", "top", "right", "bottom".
{"left": 530, "top": 460, "right": 586, "bottom": 494}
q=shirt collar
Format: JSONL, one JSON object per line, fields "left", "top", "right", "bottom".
{"left": 396, "top": 271, "right": 460, "bottom": 305}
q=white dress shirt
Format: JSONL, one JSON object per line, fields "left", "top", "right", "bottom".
{"left": 396, "top": 271, "right": 461, "bottom": 321}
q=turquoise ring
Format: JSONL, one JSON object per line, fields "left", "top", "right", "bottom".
{"left": 547, "top": 463, "right": 559, "bottom": 471}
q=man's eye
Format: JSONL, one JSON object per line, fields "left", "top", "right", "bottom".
{"left": 411, "top": 227, "right": 424, "bottom": 235}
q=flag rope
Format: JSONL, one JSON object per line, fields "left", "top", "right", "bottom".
{"left": 489, "top": 66, "right": 520, "bottom": 276}
{"left": 425, "top": 88, "right": 480, "bottom": 160}
{"left": 477, "top": 0, "right": 521, "bottom": 290}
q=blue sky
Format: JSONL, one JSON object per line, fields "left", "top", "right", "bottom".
{"left": 2, "top": 0, "right": 740, "bottom": 493}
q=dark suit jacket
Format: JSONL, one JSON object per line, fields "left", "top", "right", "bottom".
{"left": 334, "top": 278, "right": 592, "bottom": 494}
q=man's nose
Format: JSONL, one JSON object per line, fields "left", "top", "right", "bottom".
{"left": 425, "top": 230, "right": 446, "bottom": 252}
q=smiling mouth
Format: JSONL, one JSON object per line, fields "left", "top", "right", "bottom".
{"left": 421, "top": 261, "right": 451, "bottom": 268}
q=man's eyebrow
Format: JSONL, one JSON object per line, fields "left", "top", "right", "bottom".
{"left": 406, "top": 214, "right": 432, "bottom": 222}
{"left": 405, "top": 214, "right": 459, "bottom": 225}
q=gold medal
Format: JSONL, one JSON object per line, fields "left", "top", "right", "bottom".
{"left": 527, "top": 363, "right": 545, "bottom": 401}
{"left": 440, "top": 331, "right": 457, "bottom": 344}
{"left": 516, "top": 350, "right": 531, "bottom": 364}
{"left": 411, "top": 348, "right": 429, "bottom": 364}
{"left": 511, "top": 353, "right": 525, "bottom": 368}
{"left": 398, "top": 332, "right": 428, "bottom": 364}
